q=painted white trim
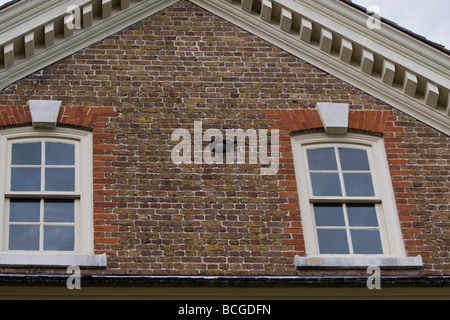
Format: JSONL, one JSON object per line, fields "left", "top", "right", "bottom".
{"left": 0, "top": 127, "right": 95, "bottom": 257}
{"left": 291, "top": 132, "right": 406, "bottom": 259}
{"left": 0, "top": 0, "right": 449, "bottom": 134}
{"left": 0, "top": 252, "right": 107, "bottom": 268}
{"left": 191, "top": 0, "right": 450, "bottom": 135}
{"left": 317, "top": 103, "right": 349, "bottom": 135}
{"left": 28, "top": 100, "right": 62, "bottom": 128}
{"left": 0, "top": 0, "right": 179, "bottom": 89}
{"left": 295, "top": 255, "right": 423, "bottom": 269}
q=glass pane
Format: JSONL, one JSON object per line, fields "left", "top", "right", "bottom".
{"left": 44, "top": 226, "right": 74, "bottom": 251}
{"left": 46, "top": 142, "right": 75, "bottom": 165}
{"left": 45, "top": 168, "right": 75, "bottom": 191}
{"left": 343, "top": 173, "right": 375, "bottom": 196}
{"left": 317, "top": 229, "right": 349, "bottom": 254}
{"left": 339, "top": 148, "right": 370, "bottom": 171}
{"left": 11, "top": 168, "right": 41, "bottom": 191}
{"left": 310, "top": 173, "right": 342, "bottom": 196}
{"left": 44, "top": 200, "right": 74, "bottom": 223}
{"left": 351, "top": 230, "right": 383, "bottom": 254}
{"left": 9, "top": 225, "right": 40, "bottom": 250}
{"left": 307, "top": 148, "right": 338, "bottom": 170}
{"left": 347, "top": 204, "right": 378, "bottom": 227}
{"left": 9, "top": 199, "right": 40, "bottom": 222}
{"left": 12, "top": 142, "right": 41, "bottom": 165}
{"left": 313, "top": 204, "right": 345, "bottom": 227}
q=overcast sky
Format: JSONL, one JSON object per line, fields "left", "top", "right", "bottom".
{"left": 352, "top": 0, "right": 449, "bottom": 49}
{"left": 0, "top": 0, "right": 449, "bottom": 49}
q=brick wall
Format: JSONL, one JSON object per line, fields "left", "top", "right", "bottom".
{"left": 0, "top": 1, "right": 448, "bottom": 276}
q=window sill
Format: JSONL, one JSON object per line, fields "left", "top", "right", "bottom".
{"left": 295, "top": 255, "right": 423, "bottom": 269}
{"left": 0, "top": 252, "right": 107, "bottom": 268}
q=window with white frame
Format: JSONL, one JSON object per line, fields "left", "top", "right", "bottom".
{"left": 7, "top": 138, "right": 78, "bottom": 251}
{"left": 291, "top": 133, "right": 407, "bottom": 259}
{"left": 0, "top": 127, "right": 101, "bottom": 266}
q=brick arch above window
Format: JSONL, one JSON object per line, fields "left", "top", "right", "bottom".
{"left": 262, "top": 109, "right": 392, "bottom": 135}
{"left": 0, "top": 106, "right": 118, "bottom": 130}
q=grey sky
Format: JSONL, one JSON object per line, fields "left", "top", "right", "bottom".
{"left": 352, "top": 0, "right": 449, "bottom": 49}
{"left": 0, "top": 0, "right": 449, "bottom": 49}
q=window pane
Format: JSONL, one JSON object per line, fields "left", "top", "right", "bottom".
{"left": 314, "top": 204, "right": 345, "bottom": 227}
{"left": 46, "top": 142, "right": 75, "bottom": 165}
{"left": 10, "top": 199, "right": 40, "bottom": 222}
{"left": 351, "top": 230, "right": 383, "bottom": 254}
{"left": 307, "top": 148, "right": 338, "bottom": 170}
{"left": 44, "top": 200, "right": 74, "bottom": 223}
{"left": 343, "top": 173, "right": 375, "bottom": 196}
{"left": 45, "top": 168, "right": 75, "bottom": 191}
{"left": 310, "top": 173, "right": 342, "bottom": 196}
{"left": 9, "top": 225, "right": 40, "bottom": 250}
{"left": 12, "top": 142, "right": 41, "bottom": 165}
{"left": 347, "top": 204, "right": 378, "bottom": 227}
{"left": 44, "top": 226, "right": 74, "bottom": 251}
{"left": 339, "top": 148, "right": 370, "bottom": 171}
{"left": 317, "top": 229, "right": 349, "bottom": 254}
{"left": 11, "top": 168, "right": 41, "bottom": 191}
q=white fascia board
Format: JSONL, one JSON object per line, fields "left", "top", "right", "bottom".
{"left": 288, "top": 0, "right": 449, "bottom": 88}
{"left": 0, "top": 0, "right": 179, "bottom": 89}
{"left": 191, "top": 0, "right": 450, "bottom": 135}
{"left": 313, "top": 0, "right": 450, "bottom": 86}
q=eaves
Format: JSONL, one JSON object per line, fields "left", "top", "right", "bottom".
{"left": 0, "top": 0, "right": 449, "bottom": 135}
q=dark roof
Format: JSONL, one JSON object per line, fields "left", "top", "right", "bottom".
{"left": 0, "top": 274, "right": 449, "bottom": 287}
{"left": 0, "top": 0, "right": 20, "bottom": 11}
{"left": 340, "top": 0, "right": 450, "bottom": 55}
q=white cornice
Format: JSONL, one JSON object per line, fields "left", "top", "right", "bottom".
{"left": 190, "top": 0, "right": 449, "bottom": 135}
{"left": 0, "top": 0, "right": 179, "bottom": 89}
{"left": 0, "top": 0, "right": 449, "bottom": 134}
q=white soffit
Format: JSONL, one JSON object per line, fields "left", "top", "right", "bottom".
{"left": 0, "top": 0, "right": 449, "bottom": 135}
{"left": 0, "top": 0, "right": 179, "bottom": 89}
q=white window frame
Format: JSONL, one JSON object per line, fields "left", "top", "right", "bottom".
{"left": 0, "top": 127, "right": 106, "bottom": 267}
{"left": 291, "top": 132, "right": 422, "bottom": 268}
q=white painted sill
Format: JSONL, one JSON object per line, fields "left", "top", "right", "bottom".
{"left": 295, "top": 255, "right": 423, "bottom": 269}
{"left": 0, "top": 253, "right": 107, "bottom": 268}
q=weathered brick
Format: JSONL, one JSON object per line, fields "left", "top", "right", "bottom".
{"left": 0, "top": 0, "right": 447, "bottom": 278}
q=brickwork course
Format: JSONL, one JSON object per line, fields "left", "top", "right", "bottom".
{"left": 0, "top": 1, "right": 448, "bottom": 278}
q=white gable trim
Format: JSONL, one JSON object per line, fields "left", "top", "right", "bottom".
{"left": 191, "top": 0, "right": 450, "bottom": 135}
{"left": 0, "top": 0, "right": 449, "bottom": 134}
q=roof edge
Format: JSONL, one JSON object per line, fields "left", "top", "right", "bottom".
{"left": 192, "top": 0, "right": 450, "bottom": 135}
{"left": 1, "top": 274, "right": 449, "bottom": 287}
